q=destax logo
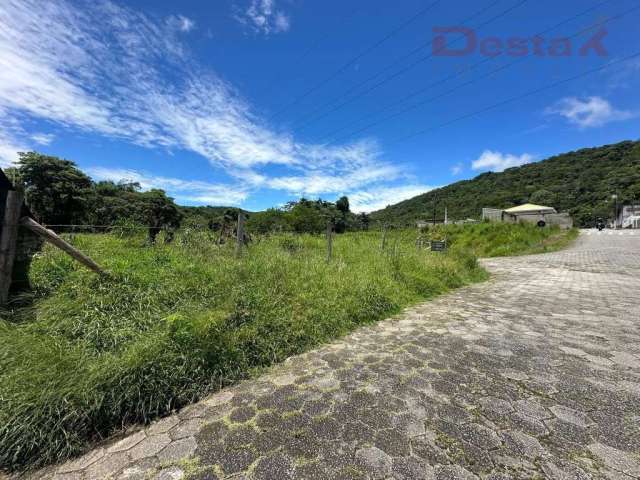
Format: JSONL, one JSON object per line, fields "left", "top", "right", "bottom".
{"left": 432, "top": 27, "right": 608, "bottom": 57}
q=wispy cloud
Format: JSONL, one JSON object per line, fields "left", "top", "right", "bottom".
{"left": 450, "top": 163, "right": 463, "bottom": 176}
{"left": 0, "top": 0, "right": 391, "bottom": 205}
{"left": 349, "top": 184, "right": 434, "bottom": 213}
{"left": 31, "top": 132, "right": 55, "bottom": 145}
{"left": 0, "top": 132, "right": 25, "bottom": 167}
{"left": 87, "top": 167, "right": 249, "bottom": 205}
{"left": 167, "top": 14, "right": 196, "bottom": 33}
{"left": 235, "top": 0, "right": 291, "bottom": 35}
{"left": 545, "top": 96, "right": 635, "bottom": 128}
{"left": 472, "top": 150, "right": 533, "bottom": 172}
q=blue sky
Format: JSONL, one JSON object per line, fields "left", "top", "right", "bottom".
{"left": 0, "top": 0, "right": 639, "bottom": 212}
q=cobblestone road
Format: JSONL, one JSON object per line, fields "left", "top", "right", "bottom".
{"left": 32, "top": 231, "right": 640, "bottom": 480}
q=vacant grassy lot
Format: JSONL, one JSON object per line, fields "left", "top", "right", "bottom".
{"left": 0, "top": 223, "right": 574, "bottom": 471}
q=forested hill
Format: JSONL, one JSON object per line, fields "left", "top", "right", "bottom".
{"left": 370, "top": 140, "right": 640, "bottom": 227}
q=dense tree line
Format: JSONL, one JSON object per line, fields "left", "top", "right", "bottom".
{"left": 182, "top": 197, "right": 370, "bottom": 234}
{"left": 4, "top": 152, "right": 371, "bottom": 238}
{"left": 370, "top": 140, "right": 640, "bottom": 227}
{"left": 5, "top": 152, "right": 182, "bottom": 241}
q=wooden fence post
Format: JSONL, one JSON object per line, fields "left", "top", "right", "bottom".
{"left": 236, "top": 213, "right": 245, "bottom": 256}
{"left": 0, "top": 191, "right": 23, "bottom": 304}
{"left": 326, "top": 221, "right": 333, "bottom": 262}
{"left": 380, "top": 223, "right": 388, "bottom": 251}
{"left": 20, "top": 217, "right": 107, "bottom": 276}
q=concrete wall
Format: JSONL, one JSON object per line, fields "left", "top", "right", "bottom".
{"left": 546, "top": 213, "right": 574, "bottom": 229}
{"left": 618, "top": 205, "right": 640, "bottom": 228}
{"left": 482, "top": 208, "right": 503, "bottom": 221}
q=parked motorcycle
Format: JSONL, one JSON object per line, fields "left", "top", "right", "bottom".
{"left": 596, "top": 218, "right": 605, "bottom": 231}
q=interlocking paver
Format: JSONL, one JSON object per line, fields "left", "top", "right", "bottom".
{"left": 25, "top": 232, "right": 640, "bottom": 479}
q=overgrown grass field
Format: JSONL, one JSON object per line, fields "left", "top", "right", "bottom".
{"left": 0, "top": 223, "right": 575, "bottom": 471}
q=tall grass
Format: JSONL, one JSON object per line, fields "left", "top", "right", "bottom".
{"left": 0, "top": 223, "right": 573, "bottom": 471}
{"left": 429, "top": 222, "right": 578, "bottom": 257}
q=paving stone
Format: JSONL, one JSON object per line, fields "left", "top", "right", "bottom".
{"left": 147, "top": 416, "right": 180, "bottom": 436}
{"left": 501, "top": 431, "right": 547, "bottom": 459}
{"left": 355, "top": 447, "right": 392, "bottom": 479}
{"left": 550, "top": 405, "right": 594, "bottom": 428}
{"left": 169, "top": 418, "right": 203, "bottom": 440}
{"left": 588, "top": 442, "right": 640, "bottom": 477}
{"left": 84, "top": 451, "right": 130, "bottom": 479}
{"left": 540, "top": 460, "right": 592, "bottom": 480}
{"left": 392, "top": 456, "right": 434, "bottom": 480}
{"left": 153, "top": 466, "right": 184, "bottom": 480}
{"left": 513, "top": 398, "right": 550, "bottom": 421}
{"left": 56, "top": 448, "right": 105, "bottom": 474}
{"left": 434, "top": 464, "right": 478, "bottom": 479}
{"left": 107, "top": 431, "right": 147, "bottom": 453}
{"left": 157, "top": 437, "right": 197, "bottom": 462}
{"left": 252, "top": 452, "right": 294, "bottom": 480}
{"left": 128, "top": 434, "right": 171, "bottom": 460}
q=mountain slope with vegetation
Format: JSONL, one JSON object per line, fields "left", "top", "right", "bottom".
{"left": 370, "top": 140, "right": 640, "bottom": 227}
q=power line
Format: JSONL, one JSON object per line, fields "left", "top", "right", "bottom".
{"left": 287, "top": 0, "right": 503, "bottom": 129}
{"left": 270, "top": 0, "right": 443, "bottom": 120}
{"left": 392, "top": 51, "right": 640, "bottom": 145}
{"left": 325, "top": 0, "right": 633, "bottom": 145}
{"left": 255, "top": 5, "right": 361, "bottom": 100}
{"left": 292, "top": 0, "right": 530, "bottom": 131}
{"left": 319, "top": 0, "right": 613, "bottom": 143}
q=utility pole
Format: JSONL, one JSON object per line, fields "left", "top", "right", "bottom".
{"left": 612, "top": 193, "right": 618, "bottom": 229}
{"left": 236, "top": 212, "right": 245, "bottom": 256}
{"left": 433, "top": 196, "right": 437, "bottom": 226}
{"left": 444, "top": 206, "right": 448, "bottom": 225}
{"left": 326, "top": 221, "right": 333, "bottom": 262}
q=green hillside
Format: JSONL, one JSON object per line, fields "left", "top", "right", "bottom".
{"left": 370, "top": 140, "right": 640, "bottom": 227}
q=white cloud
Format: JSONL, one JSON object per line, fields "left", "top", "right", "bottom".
{"left": 236, "top": 0, "right": 291, "bottom": 35}
{"left": 472, "top": 150, "right": 533, "bottom": 172}
{"left": 31, "top": 132, "right": 55, "bottom": 145}
{"left": 349, "top": 184, "right": 434, "bottom": 213}
{"left": 0, "top": 133, "right": 24, "bottom": 167}
{"left": 0, "top": 112, "right": 28, "bottom": 166}
{"left": 545, "top": 96, "right": 635, "bottom": 128}
{"left": 0, "top": 0, "right": 390, "bottom": 204}
{"left": 87, "top": 167, "right": 248, "bottom": 205}
{"left": 450, "top": 163, "right": 463, "bottom": 175}
{"left": 167, "top": 14, "right": 195, "bottom": 33}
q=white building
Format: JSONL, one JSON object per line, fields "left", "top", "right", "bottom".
{"left": 618, "top": 205, "right": 640, "bottom": 229}
{"left": 482, "top": 203, "right": 573, "bottom": 229}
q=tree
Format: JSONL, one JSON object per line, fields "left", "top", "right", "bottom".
{"left": 529, "top": 189, "right": 556, "bottom": 207}
{"left": 139, "top": 189, "right": 182, "bottom": 243}
{"left": 246, "top": 208, "right": 288, "bottom": 234}
{"left": 13, "top": 152, "right": 93, "bottom": 225}
{"left": 286, "top": 199, "right": 327, "bottom": 234}
{"left": 358, "top": 212, "right": 370, "bottom": 230}
{"left": 336, "top": 196, "right": 350, "bottom": 214}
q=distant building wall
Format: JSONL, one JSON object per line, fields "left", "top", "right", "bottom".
{"left": 483, "top": 207, "right": 573, "bottom": 229}
{"left": 618, "top": 205, "right": 640, "bottom": 228}
{"left": 546, "top": 213, "right": 573, "bottom": 229}
{"left": 482, "top": 208, "right": 503, "bottom": 222}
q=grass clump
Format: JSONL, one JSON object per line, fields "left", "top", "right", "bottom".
{"left": 0, "top": 224, "right": 573, "bottom": 471}
{"left": 426, "top": 222, "right": 578, "bottom": 257}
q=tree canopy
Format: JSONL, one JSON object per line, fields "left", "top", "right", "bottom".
{"left": 6, "top": 152, "right": 182, "bottom": 233}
